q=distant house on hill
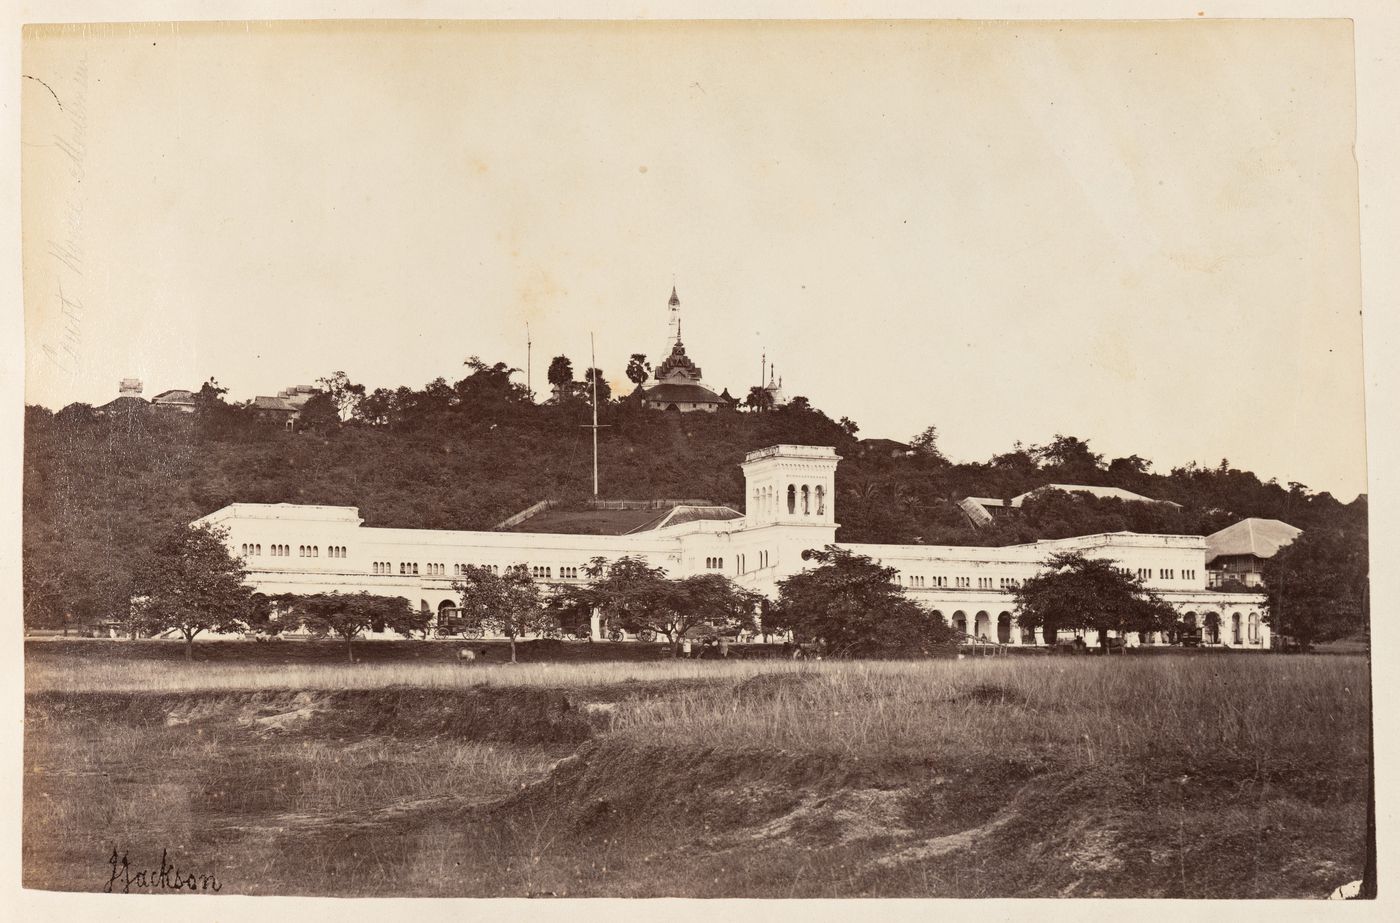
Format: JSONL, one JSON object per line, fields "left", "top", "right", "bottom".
{"left": 959, "top": 484, "right": 1181, "bottom": 528}
{"left": 1205, "top": 518, "right": 1302, "bottom": 588}
{"left": 251, "top": 384, "right": 322, "bottom": 428}
{"left": 151, "top": 389, "right": 198, "bottom": 413}
{"left": 857, "top": 438, "right": 914, "bottom": 458}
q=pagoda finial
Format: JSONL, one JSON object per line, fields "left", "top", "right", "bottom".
{"left": 669, "top": 285, "right": 680, "bottom": 307}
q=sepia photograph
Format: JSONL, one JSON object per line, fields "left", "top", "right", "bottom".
{"left": 15, "top": 8, "right": 1383, "bottom": 908}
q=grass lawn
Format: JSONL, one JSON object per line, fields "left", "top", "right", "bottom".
{"left": 23, "top": 645, "right": 1371, "bottom": 898}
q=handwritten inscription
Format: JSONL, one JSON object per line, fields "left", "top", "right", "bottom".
{"left": 39, "top": 55, "right": 89, "bottom": 376}
{"left": 104, "top": 848, "right": 222, "bottom": 894}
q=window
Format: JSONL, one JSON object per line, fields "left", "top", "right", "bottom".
{"left": 255, "top": 544, "right": 261, "bottom": 555}
{"left": 313, "top": 546, "right": 319, "bottom": 558}
{"left": 241, "top": 544, "right": 247, "bottom": 556}
{"left": 787, "top": 484, "right": 796, "bottom": 514}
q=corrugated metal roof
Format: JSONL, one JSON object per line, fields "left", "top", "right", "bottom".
{"left": 1014, "top": 484, "right": 1179, "bottom": 506}
{"left": 1206, "top": 518, "right": 1302, "bottom": 562}
{"left": 639, "top": 505, "right": 744, "bottom": 532}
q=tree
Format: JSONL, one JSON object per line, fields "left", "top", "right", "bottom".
{"left": 547, "top": 355, "right": 575, "bottom": 398}
{"left": 910, "top": 425, "right": 947, "bottom": 464}
{"left": 1032, "top": 434, "right": 1104, "bottom": 480}
{"left": 296, "top": 392, "right": 341, "bottom": 433}
{"left": 575, "top": 556, "right": 753, "bottom": 657}
{"left": 270, "top": 592, "right": 426, "bottom": 662}
{"left": 744, "top": 386, "right": 775, "bottom": 413}
{"left": 583, "top": 367, "right": 612, "bottom": 403}
{"left": 196, "top": 377, "right": 229, "bottom": 406}
{"left": 625, "top": 353, "right": 651, "bottom": 387}
{"left": 838, "top": 416, "right": 860, "bottom": 437}
{"left": 1012, "top": 551, "right": 1177, "bottom": 650}
{"left": 130, "top": 524, "right": 255, "bottom": 660}
{"left": 774, "top": 546, "right": 953, "bottom": 656}
{"left": 678, "top": 573, "right": 763, "bottom": 643}
{"left": 316, "top": 371, "right": 366, "bottom": 421}
{"left": 1262, "top": 528, "right": 1369, "bottom": 650}
{"left": 452, "top": 564, "right": 553, "bottom": 662}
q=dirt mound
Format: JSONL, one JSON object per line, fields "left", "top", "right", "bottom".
{"left": 26, "top": 687, "right": 597, "bottom": 746}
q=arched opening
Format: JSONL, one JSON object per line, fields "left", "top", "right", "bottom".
{"left": 1231, "top": 612, "right": 1242, "bottom": 645}
{"left": 801, "top": 485, "right": 810, "bottom": 515}
{"left": 1203, "top": 612, "right": 1221, "bottom": 645}
{"left": 787, "top": 484, "right": 797, "bottom": 515}
{"left": 1180, "top": 611, "right": 1197, "bottom": 644}
{"left": 1248, "top": 612, "right": 1260, "bottom": 643}
{"left": 437, "top": 599, "right": 458, "bottom": 630}
{"left": 1021, "top": 621, "right": 1036, "bottom": 644}
{"left": 997, "top": 612, "right": 1013, "bottom": 644}
{"left": 975, "top": 611, "right": 991, "bottom": 641}
{"left": 816, "top": 485, "right": 826, "bottom": 516}
{"left": 953, "top": 611, "right": 967, "bottom": 636}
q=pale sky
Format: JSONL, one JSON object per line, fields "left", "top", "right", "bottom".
{"left": 21, "top": 19, "right": 1367, "bottom": 498}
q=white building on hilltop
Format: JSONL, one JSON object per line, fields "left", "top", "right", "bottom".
{"left": 195, "top": 444, "right": 1269, "bottom": 648}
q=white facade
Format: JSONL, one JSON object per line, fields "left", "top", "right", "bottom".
{"left": 194, "top": 444, "right": 1269, "bottom": 647}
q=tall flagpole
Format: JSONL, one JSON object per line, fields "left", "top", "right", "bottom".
{"left": 526, "top": 322, "right": 533, "bottom": 402}
{"left": 579, "top": 332, "right": 611, "bottom": 497}
{"left": 591, "top": 332, "right": 599, "bottom": 497}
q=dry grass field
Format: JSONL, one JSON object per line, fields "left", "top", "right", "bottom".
{"left": 23, "top": 642, "right": 1371, "bottom": 898}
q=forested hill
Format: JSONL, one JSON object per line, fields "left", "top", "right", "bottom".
{"left": 23, "top": 364, "right": 1366, "bottom": 625}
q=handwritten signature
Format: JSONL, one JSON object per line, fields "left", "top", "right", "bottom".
{"left": 104, "top": 848, "right": 222, "bottom": 894}
{"left": 37, "top": 54, "right": 89, "bottom": 377}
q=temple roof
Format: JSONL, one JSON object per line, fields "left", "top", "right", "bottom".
{"left": 645, "top": 382, "right": 723, "bottom": 405}
{"left": 653, "top": 339, "right": 703, "bottom": 382}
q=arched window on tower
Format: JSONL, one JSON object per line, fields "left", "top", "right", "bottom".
{"left": 816, "top": 485, "right": 825, "bottom": 516}
{"left": 801, "top": 485, "right": 810, "bottom": 515}
{"left": 787, "top": 484, "right": 796, "bottom": 515}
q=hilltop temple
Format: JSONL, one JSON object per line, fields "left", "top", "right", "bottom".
{"left": 640, "top": 287, "right": 737, "bottom": 412}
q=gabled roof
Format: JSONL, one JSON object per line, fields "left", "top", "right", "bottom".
{"left": 1206, "top": 518, "right": 1302, "bottom": 563}
{"left": 653, "top": 340, "right": 703, "bottom": 382}
{"left": 152, "top": 389, "right": 197, "bottom": 403}
{"left": 644, "top": 382, "right": 722, "bottom": 405}
{"left": 252, "top": 396, "right": 298, "bottom": 412}
{"left": 1013, "top": 484, "right": 1180, "bottom": 506}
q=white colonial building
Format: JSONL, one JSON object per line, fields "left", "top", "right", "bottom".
{"left": 194, "top": 443, "right": 1270, "bottom": 648}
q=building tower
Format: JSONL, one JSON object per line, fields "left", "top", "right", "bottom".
{"left": 740, "top": 444, "right": 840, "bottom": 529}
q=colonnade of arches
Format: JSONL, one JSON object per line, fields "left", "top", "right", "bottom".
{"left": 751, "top": 482, "right": 828, "bottom": 518}
{"left": 929, "top": 607, "right": 1265, "bottom": 647}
